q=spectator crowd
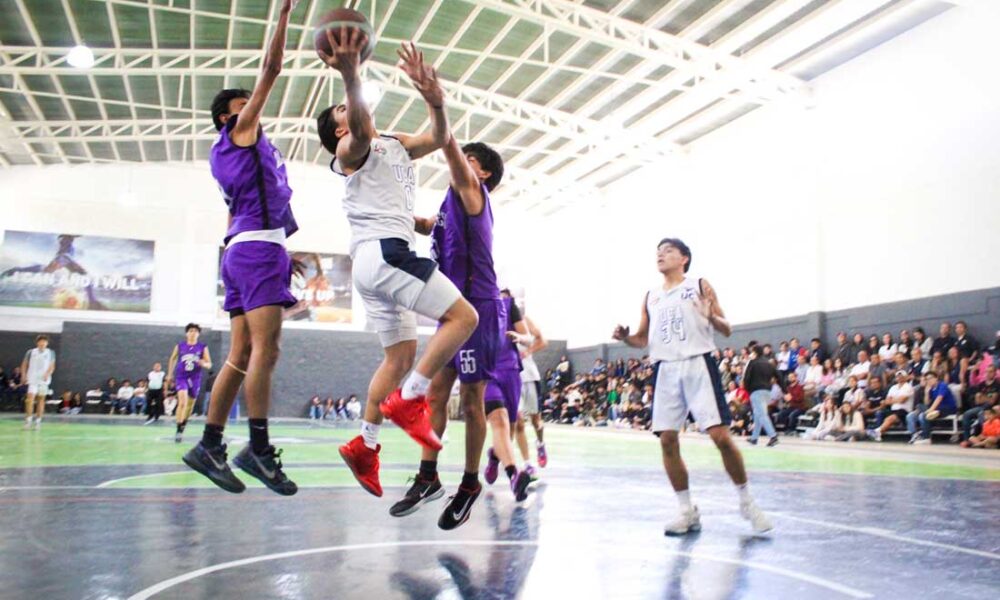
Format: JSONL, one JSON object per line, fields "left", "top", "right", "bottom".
{"left": 538, "top": 322, "right": 1000, "bottom": 449}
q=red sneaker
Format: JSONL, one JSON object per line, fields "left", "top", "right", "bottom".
{"left": 339, "top": 435, "right": 383, "bottom": 497}
{"left": 380, "top": 389, "right": 443, "bottom": 451}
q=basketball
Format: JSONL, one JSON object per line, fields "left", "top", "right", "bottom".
{"left": 313, "top": 8, "right": 375, "bottom": 63}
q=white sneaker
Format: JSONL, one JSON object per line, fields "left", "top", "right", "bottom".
{"left": 33, "top": 419, "right": 41, "bottom": 430}
{"left": 741, "top": 501, "right": 774, "bottom": 534}
{"left": 908, "top": 432, "right": 921, "bottom": 444}
{"left": 23, "top": 418, "right": 33, "bottom": 430}
{"left": 913, "top": 437, "right": 931, "bottom": 445}
{"left": 664, "top": 506, "right": 701, "bottom": 536}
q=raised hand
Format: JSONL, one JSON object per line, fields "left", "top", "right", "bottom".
{"left": 317, "top": 26, "right": 368, "bottom": 75}
{"left": 612, "top": 325, "right": 630, "bottom": 341}
{"left": 280, "top": 0, "right": 298, "bottom": 14}
{"left": 397, "top": 42, "right": 444, "bottom": 108}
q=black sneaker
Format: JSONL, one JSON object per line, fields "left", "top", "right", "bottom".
{"left": 233, "top": 445, "right": 298, "bottom": 496}
{"left": 746, "top": 438, "right": 758, "bottom": 446}
{"left": 182, "top": 442, "right": 246, "bottom": 494}
{"left": 767, "top": 436, "right": 780, "bottom": 447}
{"left": 389, "top": 475, "right": 444, "bottom": 517}
{"left": 438, "top": 482, "right": 482, "bottom": 531}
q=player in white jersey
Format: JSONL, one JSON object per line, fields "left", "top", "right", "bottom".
{"left": 21, "top": 334, "right": 56, "bottom": 430}
{"left": 512, "top": 300, "right": 549, "bottom": 472}
{"left": 613, "top": 238, "right": 772, "bottom": 535}
{"left": 315, "top": 34, "right": 478, "bottom": 496}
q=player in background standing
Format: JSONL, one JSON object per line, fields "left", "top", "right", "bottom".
{"left": 20, "top": 335, "right": 55, "bottom": 430}
{"left": 612, "top": 238, "right": 772, "bottom": 536}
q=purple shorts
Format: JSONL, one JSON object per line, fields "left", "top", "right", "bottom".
{"left": 175, "top": 372, "right": 202, "bottom": 397}
{"left": 221, "top": 241, "right": 297, "bottom": 315}
{"left": 449, "top": 298, "right": 505, "bottom": 383}
{"left": 485, "top": 368, "right": 522, "bottom": 424}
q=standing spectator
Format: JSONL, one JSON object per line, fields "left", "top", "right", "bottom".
{"left": 556, "top": 355, "right": 571, "bottom": 388}
{"left": 20, "top": 334, "right": 56, "bottom": 430}
{"left": 776, "top": 342, "right": 791, "bottom": 381}
{"left": 776, "top": 372, "right": 806, "bottom": 434}
{"left": 869, "top": 371, "right": 914, "bottom": 441}
{"left": 851, "top": 351, "right": 871, "bottom": 389}
{"left": 954, "top": 321, "right": 980, "bottom": 361}
{"left": 912, "top": 327, "right": 933, "bottom": 357}
{"left": 740, "top": 345, "right": 781, "bottom": 446}
{"left": 835, "top": 402, "right": 867, "bottom": 442}
{"left": 145, "top": 362, "right": 166, "bottom": 424}
{"left": 960, "top": 365, "right": 998, "bottom": 444}
{"left": 897, "top": 329, "right": 913, "bottom": 358}
{"left": 834, "top": 332, "right": 853, "bottom": 367}
{"left": 878, "top": 333, "right": 897, "bottom": 362}
{"left": 130, "top": 379, "right": 148, "bottom": 415}
{"left": 908, "top": 372, "right": 957, "bottom": 444}
{"left": 931, "top": 322, "right": 956, "bottom": 356}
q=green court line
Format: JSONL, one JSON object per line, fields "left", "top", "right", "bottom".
{"left": 0, "top": 421, "right": 997, "bottom": 483}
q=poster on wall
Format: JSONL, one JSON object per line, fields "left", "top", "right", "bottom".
{"left": 0, "top": 230, "right": 154, "bottom": 312}
{"left": 216, "top": 248, "right": 353, "bottom": 323}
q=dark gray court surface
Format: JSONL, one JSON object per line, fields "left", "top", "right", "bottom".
{"left": 0, "top": 456, "right": 997, "bottom": 600}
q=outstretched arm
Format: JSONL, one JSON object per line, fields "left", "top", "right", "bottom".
{"left": 317, "top": 26, "right": 376, "bottom": 169}
{"left": 441, "top": 134, "right": 484, "bottom": 215}
{"left": 393, "top": 42, "right": 448, "bottom": 160}
{"left": 612, "top": 294, "right": 650, "bottom": 349}
{"left": 230, "top": 0, "right": 295, "bottom": 147}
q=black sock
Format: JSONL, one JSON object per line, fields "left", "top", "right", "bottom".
{"left": 461, "top": 471, "right": 479, "bottom": 490}
{"left": 419, "top": 460, "right": 438, "bottom": 480}
{"left": 249, "top": 418, "right": 269, "bottom": 454}
{"left": 505, "top": 465, "right": 517, "bottom": 480}
{"left": 202, "top": 424, "right": 225, "bottom": 449}
{"left": 176, "top": 422, "right": 186, "bottom": 434}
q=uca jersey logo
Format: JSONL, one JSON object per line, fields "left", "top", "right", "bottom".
{"left": 372, "top": 141, "right": 388, "bottom": 156}
{"left": 681, "top": 288, "right": 697, "bottom": 301}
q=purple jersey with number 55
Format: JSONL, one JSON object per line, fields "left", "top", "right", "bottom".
{"left": 210, "top": 117, "right": 298, "bottom": 244}
{"left": 431, "top": 184, "right": 499, "bottom": 301}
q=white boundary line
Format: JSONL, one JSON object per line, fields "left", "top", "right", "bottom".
{"left": 126, "top": 539, "right": 873, "bottom": 600}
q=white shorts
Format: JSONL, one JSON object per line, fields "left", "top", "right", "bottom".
{"left": 27, "top": 383, "right": 49, "bottom": 397}
{"left": 651, "top": 353, "right": 730, "bottom": 434}
{"left": 353, "top": 239, "right": 461, "bottom": 348}
{"left": 520, "top": 380, "right": 540, "bottom": 415}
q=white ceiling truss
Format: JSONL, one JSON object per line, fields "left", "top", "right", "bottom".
{"left": 0, "top": 0, "right": 959, "bottom": 209}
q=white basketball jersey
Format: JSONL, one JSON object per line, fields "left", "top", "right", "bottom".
{"left": 518, "top": 342, "right": 541, "bottom": 382}
{"left": 25, "top": 348, "right": 55, "bottom": 385}
{"left": 646, "top": 277, "right": 716, "bottom": 362}
{"left": 334, "top": 135, "right": 417, "bottom": 257}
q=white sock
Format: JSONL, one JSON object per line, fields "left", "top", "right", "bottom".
{"left": 360, "top": 421, "right": 380, "bottom": 450}
{"left": 676, "top": 489, "right": 693, "bottom": 510}
{"left": 401, "top": 371, "right": 431, "bottom": 400}
{"left": 736, "top": 482, "right": 753, "bottom": 504}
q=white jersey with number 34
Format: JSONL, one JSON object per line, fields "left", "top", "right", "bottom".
{"left": 334, "top": 135, "right": 417, "bottom": 257}
{"left": 646, "top": 277, "right": 717, "bottom": 363}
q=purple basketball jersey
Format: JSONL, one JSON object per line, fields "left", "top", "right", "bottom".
{"left": 210, "top": 117, "right": 298, "bottom": 244}
{"left": 431, "top": 184, "right": 499, "bottom": 300}
{"left": 495, "top": 297, "right": 522, "bottom": 372}
{"left": 176, "top": 342, "right": 206, "bottom": 378}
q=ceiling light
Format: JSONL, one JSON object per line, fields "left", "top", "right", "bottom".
{"left": 362, "top": 81, "right": 383, "bottom": 108}
{"left": 66, "top": 45, "right": 95, "bottom": 69}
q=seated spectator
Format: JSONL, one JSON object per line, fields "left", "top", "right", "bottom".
{"left": 776, "top": 342, "right": 791, "bottom": 379}
{"left": 878, "top": 333, "right": 897, "bottom": 363}
{"left": 130, "top": 379, "right": 148, "bottom": 415}
{"left": 859, "top": 376, "right": 886, "bottom": 420}
{"left": 954, "top": 321, "right": 979, "bottom": 361}
{"left": 163, "top": 384, "right": 178, "bottom": 417}
{"left": 835, "top": 401, "right": 867, "bottom": 442}
{"left": 808, "top": 338, "right": 826, "bottom": 362}
{"left": 834, "top": 332, "right": 852, "bottom": 366}
{"left": 58, "top": 390, "right": 74, "bottom": 414}
{"left": 961, "top": 406, "right": 1000, "bottom": 449}
{"left": 590, "top": 358, "right": 607, "bottom": 377}
{"left": 961, "top": 365, "right": 998, "bottom": 442}
{"left": 868, "top": 354, "right": 889, "bottom": 390}
{"left": 805, "top": 395, "right": 840, "bottom": 441}
{"left": 346, "top": 395, "right": 361, "bottom": 420}
{"left": 851, "top": 351, "right": 871, "bottom": 389}
{"left": 913, "top": 327, "right": 933, "bottom": 357}
{"left": 308, "top": 395, "right": 322, "bottom": 420}
{"left": 931, "top": 322, "right": 956, "bottom": 356}
{"left": 776, "top": 372, "right": 806, "bottom": 434}
{"left": 868, "top": 370, "right": 914, "bottom": 442}
{"left": 729, "top": 399, "right": 750, "bottom": 436}
{"left": 111, "top": 380, "right": 134, "bottom": 415}
{"left": 866, "top": 335, "right": 881, "bottom": 362}
{"left": 842, "top": 375, "right": 865, "bottom": 409}
{"left": 908, "top": 372, "right": 957, "bottom": 445}
{"left": 891, "top": 352, "right": 911, "bottom": 378}
{"left": 803, "top": 355, "right": 823, "bottom": 400}
{"left": 725, "top": 380, "right": 748, "bottom": 405}
{"left": 99, "top": 377, "right": 119, "bottom": 411}
{"left": 897, "top": 329, "right": 913, "bottom": 358}
{"left": 322, "top": 396, "right": 335, "bottom": 419}
{"left": 945, "top": 346, "right": 968, "bottom": 407}
{"left": 909, "top": 347, "right": 929, "bottom": 379}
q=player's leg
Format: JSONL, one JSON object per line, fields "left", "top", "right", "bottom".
{"left": 528, "top": 382, "right": 547, "bottom": 466}
{"left": 437, "top": 380, "right": 488, "bottom": 531}
{"left": 174, "top": 389, "right": 190, "bottom": 442}
{"left": 486, "top": 372, "right": 530, "bottom": 499}
{"left": 652, "top": 361, "right": 701, "bottom": 536}
{"left": 231, "top": 304, "right": 297, "bottom": 495}
{"left": 181, "top": 313, "right": 250, "bottom": 493}
{"left": 513, "top": 413, "right": 531, "bottom": 464}
{"left": 23, "top": 390, "right": 36, "bottom": 428}
{"left": 34, "top": 386, "right": 45, "bottom": 425}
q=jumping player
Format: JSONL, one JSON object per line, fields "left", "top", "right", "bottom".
{"left": 181, "top": 0, "right": 299, "bottom": 496}
{"left": 481, "top": 289, "right": 533, "bottom": 500}
{"left": 315, "top": 37, "right": 478, "bottom": 498}
{"left": 167, "top": 323, "right": 212, "bottom": 443}
{"left": 612, "top": 238, "right": 772, "bottom": 535}
{"left": 387, "top": 129, "right": 506, "bottom": 528}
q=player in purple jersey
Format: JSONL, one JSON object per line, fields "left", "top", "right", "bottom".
{"left": 166, "top": 324, "right": 212, "bottom": 444}
{"left": 181, "top": 0, "right": 299, "bottom": 497}
{"left": 389, "top": 139, "right": 506, "bottom": 529}
{"left": 482, "top": 291, "right": 534, "bottom": 502}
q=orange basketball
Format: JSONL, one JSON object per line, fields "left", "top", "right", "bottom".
{"left": 313, "top": 8, "right": 375, "bottom": 63}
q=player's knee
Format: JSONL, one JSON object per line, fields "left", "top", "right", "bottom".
{"left": 444, "top": 299, "right": 478, "bottom": 333}
{"left": 659, "top": 433, "right": 680, "bottom": 454}
{"left": 514, "top": 418, "right": 526, "bottom": 434}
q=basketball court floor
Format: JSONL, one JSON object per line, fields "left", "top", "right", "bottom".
{"left": 1, "top": 417, "right": 996, "bottom": 599}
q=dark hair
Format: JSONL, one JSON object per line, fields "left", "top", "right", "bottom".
{"left": 462, "top": 142, "right": 504, "bottom": 191}
{"left": 811, "top": 338, "right": 821, "bottom": 344}
{"left": 316, "top": 105, "right": 342, "bottom": 154}
{"left": 956, "top": 320, "right": 967, "bottom": 328}
{"left": 211, "top": 89, "right": 251, "bottom": 131}
{"left": 750, "top": 344, "right": 763, "bottom": 356}
{"left": 185, "top": 323, "right": 202, "bottom": 333}
{"left": 656, "top": 238, "right": 692, "bottom": 272}
{"left": 35, "top": 334, "right": 49, "bottom": 343}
